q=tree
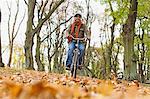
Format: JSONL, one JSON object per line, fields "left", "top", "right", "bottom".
{"left": 83, "top": 0, "right": 96, "bottom": 76}
{"left": 34, "top": 0, "right": 49, "bottom": 71}
{"left": 136, "top": 0, "right": 150, "bottom": 83}
{"left": 122, "top": 0, "right": 138, "bottom": 80}
{"left": 35, "top": 1, "right": 71, "bottom": 71}
{"left": 0, "top": 9, "right": 4, "bottom": 67}
{"left": 24, "top": 0, "right": 65, "bottom": 69}
{"left": 137, "top": 28, "right": 145, "bottom": 82}
{"left": 102, "top": 0, "right": 116, "bottom": 75}
{"left": 6, "top": 0, "right": 25, "bottom": 67}
{"left": 98, "top": 0, "right": 150, "bottom": 82}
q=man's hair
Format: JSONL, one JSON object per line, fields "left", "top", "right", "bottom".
{"left": 74, "top": 13, "right": 82, "bottom": 18}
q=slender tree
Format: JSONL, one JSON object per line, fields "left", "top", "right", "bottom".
{"left": 137, "top": 28, "right": 145, "bottom": 82}
{"left": 0, "top": 10, "right": 4, "bottom": 67}
{"left": 6, "top": 0, "right": 25, "bottom": 67}
{"left": 35, "top": 0, "right": 49, "bottom": 71}
{"left": 104, "top": 0, "right": 116, "bottom": 75}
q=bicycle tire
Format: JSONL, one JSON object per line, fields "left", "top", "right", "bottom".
{"left": 71, "top": 49, "right": 78, "bottom": 78}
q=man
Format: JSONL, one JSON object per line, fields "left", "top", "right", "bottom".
{"left": 66, "top": 13, "right": 90, "bottom": 70}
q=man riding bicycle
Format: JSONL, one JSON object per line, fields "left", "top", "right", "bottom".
{"left": 66, "top": 13, "right": 90, "bottom": 70}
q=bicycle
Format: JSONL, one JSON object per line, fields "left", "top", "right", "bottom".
{"left": 67, "top": 35, "right": 86, "bottom": 78}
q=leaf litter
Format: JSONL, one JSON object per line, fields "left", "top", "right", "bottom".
{"left": 0, "top": 67, "right": 150, "bottom": 99}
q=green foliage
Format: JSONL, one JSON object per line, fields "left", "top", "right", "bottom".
{"left": 100, "top": 0, "right": 130, "bottom": 24}
{"left": 12, "top": 46, "right": 25, "bottom": 69}
{"left": 95, "top": 0, "right": 150, "bottom": 82}
{"left": 137, "top": 0, "right": 150, "bottom": 31}
{"left": 138, "top": 0, "right": 150, "bottom": 18}
{"left": 143, "top": 34, "right": 150, "bottom": 44}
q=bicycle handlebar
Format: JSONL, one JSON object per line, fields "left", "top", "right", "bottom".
{"left": 69, "top": 35, "right": 87, "bottom": 41}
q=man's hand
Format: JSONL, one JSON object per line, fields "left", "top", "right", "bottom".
{"left": 87, "top": 37, "right": 91, "bottom": 40}
{"left": 66, "top": 34, "right": 72, "bottom": 43}
{"left": 85, "top": 36, "right": 90, "bottom": 41}
{"left": 66, "top": 32, "right": 70, "bottom": 38}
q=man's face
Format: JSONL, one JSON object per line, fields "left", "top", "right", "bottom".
{"left": 74, "top": 16, "right": 81, "bottom": 23}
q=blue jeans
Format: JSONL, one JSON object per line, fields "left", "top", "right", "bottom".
{"left": 66, "top": 41, "right": 85, "bottom": 68}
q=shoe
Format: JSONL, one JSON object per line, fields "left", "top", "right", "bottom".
{"left": 78, "top": 65, "right": 82, "bottom": 70}
{"left": 66, "top": 66, "right": 70, "bottom": 70}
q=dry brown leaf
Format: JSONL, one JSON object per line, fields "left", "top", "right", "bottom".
{"left": 4, "top": 81, "right": 23, "bottom": 98}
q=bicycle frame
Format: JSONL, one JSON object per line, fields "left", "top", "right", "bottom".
{"left": 68, "top": 35, "right": 86, "bottom": 78}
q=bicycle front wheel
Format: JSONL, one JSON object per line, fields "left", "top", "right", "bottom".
{"left": 71, "top": 49, "right": 79, "bottom": 78}
{"left": 71, "top": 64, "right": 77, "bottom": 78}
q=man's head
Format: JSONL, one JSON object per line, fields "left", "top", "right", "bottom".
{"left": 74, "top": 13, "right": 82, "bottom": 18}
{"left": 74, "top": 13, "right": 82, "bottom": 23}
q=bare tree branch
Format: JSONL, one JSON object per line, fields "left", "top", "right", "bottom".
{"left": 23, "top": 0, "right": 28, "bottom": 6}
{"left": 14, "top": 10, "right": 26, "bottom": 39}
{"left": 6, "top": 0, "right": 12, "bottom": 43}
{"left": 11, "top": 0, "right": 19, "bottom": 41}
{"left": 85, "top": 0, "right": 90, "bottom": 25}
{"left": 48, "top": 27, "right": 67, "bottom": 61}
{"left": 41, "top": 16, "right": 72, "bottom": 42}
{"left": 6, "top": 0, "right": 21, "bottom": 66}
{"left": 49, "top": 0, "right": 54, "bottom": 11}
{"left": 33, "top": 0, "right": 65, "bottom": 35}
{"left": 41, "top": 0, "right": 49, "bottom": 18}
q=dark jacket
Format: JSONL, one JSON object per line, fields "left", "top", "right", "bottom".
{"left": 67, "top": 24, "right": 88, "bottom": 38}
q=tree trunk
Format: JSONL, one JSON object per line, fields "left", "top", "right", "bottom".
{"left": 48, "top": 47, "right": 52, "bottom": 72}
{"left": 53, "top": 29, "right": 60, "bottom": 72}
{"left": 107, "top": 0, "right": 116, "bottom": 74}
{"left": 147, "top": 58, "right": 150, "bottom": 80}
{"left": 85, "top": 35, "right": 91, "bottom": 67}
{"left": 53, "top": 50, "right": 58, "bottom": 72}
{"left": 138, "top": 29, "right": 145, "bottom": 82}
{"left": 47, "top": 25, "right": 52, "bottom": 72}
{"left": 35, "top": 30, "right": 44, "bottom": 71}
{"left": 147, "top": 36, "right": 150, "bottom": 80}
{"left": 24, "top": 0, "right": 36, "bottom": 69}
{"left": 58, "top": 47, "right": 65, "bottom": 73}
{"left": 0, "top": 35, "right": 4, "bottom": 67}
{"left": 7, "top": 42, "right": 14, "bottom": 66}
{"left": 24, "top": 33, "right": 35, "bottom": 69}
{"left": 106, "top": 22, "right": 115, "bottom": 74}
{"left": 0, "top": 10, "right": 4, "bottom": 67}
{"left": 84, "top": 0, "right": 91, "bottom": 69}
{"left": 113, "top": 43, "right": 120, "bottom": 74}
{"left": 101, "top": 43, "right": 107, "bottom": 79}
{"left": 122, "top": 0, "right": 138, "bottom": 80}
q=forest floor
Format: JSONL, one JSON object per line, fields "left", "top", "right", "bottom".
{"left": 0, "top": 67, "right": 150, "bottom": 99}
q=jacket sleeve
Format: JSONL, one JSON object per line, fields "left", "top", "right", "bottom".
{"left": 66, "top": 24, "right": 71, "bottom": 37}
{"left": 66, "top": 24, "right": 72, "bottom": 43}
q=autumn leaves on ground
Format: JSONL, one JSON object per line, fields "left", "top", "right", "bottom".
{"left": 0, "top": 67, "right": 149, "bottom": 99}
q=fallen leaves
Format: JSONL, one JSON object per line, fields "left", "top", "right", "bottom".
{"left": 0, "top": 67, "right": 150, "bottom": 99}
{"left": 4, "top": 81, "right": 23, "bottom": 98}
